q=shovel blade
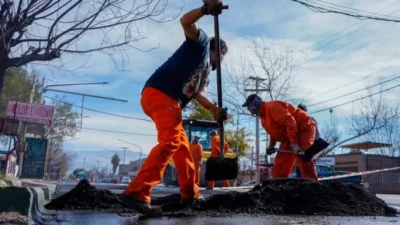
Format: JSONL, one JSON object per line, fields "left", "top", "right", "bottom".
{"left": 205, "top": 157, "right": 238, "bottom": 181}
{"left": 303, "top": 138, "right": 330, "bottom": 162}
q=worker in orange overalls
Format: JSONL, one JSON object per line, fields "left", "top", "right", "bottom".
{"left": 242, "top": 94, "right": 318, "bottom": 181}
{"left": 120, "top": 1, "right": 229, "bottom": 216}
{"left": 207, "top": 130, "right": 233, "bottom": 189}
{"left": 189, "top": 136, "right": 203, "bottom": 185}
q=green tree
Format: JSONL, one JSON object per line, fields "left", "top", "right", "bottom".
{"left": 111, "top": 154, "right": 121, "bottom": 174}
{"left": 225, "top": 128, "right": 252, "bottom": 157}
{"left": 0, "top": 67, "right": 79, "bottom": 177}
{"left": 184, "top": 100, "right": 235, "bottom": 125}
{"left": 184, "top": 100, "right": 251, "bottom": 157}
{"left": 73, "top": 168, "right": 85, "bottom": 176}
{"left": 0, "top": 67, "right": 42, "bottom": 115}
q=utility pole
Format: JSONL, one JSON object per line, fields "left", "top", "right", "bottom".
{"left": 250, "top": 146, "right": 254, "bottom": 180}
{"left": 245, "top": 76, "right": 268, "bottom": 185}
{"left": 83, "top": 158, "right": 86, "bottom": 169}
{"left": 122, "top": 147, "right": 128, "bottom": 176}
{"left": 17, "top": 75, "right": 37, "bottom": 177}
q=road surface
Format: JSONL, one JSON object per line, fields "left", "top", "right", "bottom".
{"left": 41, "top": 184, "right": 400, "bottom": 225}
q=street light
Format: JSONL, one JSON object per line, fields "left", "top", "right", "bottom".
{"left": 118, "top": 139, "right": 143, "bottom": 170}
{"left": 42, "top": 82, "right": 128, "bottom": 128}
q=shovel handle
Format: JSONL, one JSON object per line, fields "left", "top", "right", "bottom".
{"left": 214, "top": 5, "right": 228, "bottom": 158}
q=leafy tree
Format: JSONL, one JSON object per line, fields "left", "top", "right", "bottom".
{"left": 111, "top": 154, "right": 121, "bottom": 174}
{"left": 184, "top": 100, "right": 251, "bottom": 157}
{"left": 0, "top": 67, "right": 42, "bottom": 114}
{"left": 225, "top": 128, "right": 252, "bottom": 157}
{"left": 184, "top": 100, "right": 235, "bottom": 125}
{"left": 73, "top": 168, "right": 85, "bottom": 175}
{"left": 0, "top": 67, "right": 79, "bottom": 176}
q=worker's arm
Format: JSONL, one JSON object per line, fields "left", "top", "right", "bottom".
{"left": 180, "top": 7, "right": 205, "bottom": 41}
{"left": 198, "top": 146, "right": 203, "bottom": 165}
{"left": 195, "top": 86, "right": 214, "bottom": 109}
{"left": 269, "top": 102, "right": 298, "bottom": 145}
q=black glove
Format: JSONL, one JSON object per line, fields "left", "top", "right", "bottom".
{"left": 266, "top": 147, "right": 278, "bottom": 155}
{"left": 201, "top": 0, "right": 224, "bottom": 16}
{"left": 209, "top": 104, "right": 228, "bottom": 122}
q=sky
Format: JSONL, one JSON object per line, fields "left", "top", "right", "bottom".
{"left": 16, "top": 0, "right": 400, "bottom": 173}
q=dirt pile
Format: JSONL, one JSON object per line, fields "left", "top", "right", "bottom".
{"left": 45, "top": 179, "right": 129, "bottom": 212}
{"left": 45, "top": 179, "right": 398, "bottom": 217}
{"left": 196, "top": 179, "right": 398, "bottom": 216}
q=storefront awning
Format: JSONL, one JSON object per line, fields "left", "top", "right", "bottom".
{"left": 340, "top": 141, "right": 392, "bottom": 150}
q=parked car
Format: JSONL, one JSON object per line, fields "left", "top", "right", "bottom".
{"left": 289, "top": 164, "right": 365, "bottom": 187}
{"left": 240, "top": 180, "right": 257, "bottom": 186}
{"left": 121, "top": 176, "right": 131, "bottom": 184}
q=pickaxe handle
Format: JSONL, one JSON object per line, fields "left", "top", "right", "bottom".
{"left": 267, "top": 148, "right": 305, "bottom": 157}
{"left": 214, "top": 5, "right": 229, "bottom": 158}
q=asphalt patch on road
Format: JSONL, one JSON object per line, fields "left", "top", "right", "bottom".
{"left": 44, "top": 179, "right": 131, "bottom": 213}
{"left": 45, "top": 179, "right": 398, "bottom": 217}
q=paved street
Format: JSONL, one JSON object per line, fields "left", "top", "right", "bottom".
{"left": 41, "top": 184, "right": 400, "bottom": 225}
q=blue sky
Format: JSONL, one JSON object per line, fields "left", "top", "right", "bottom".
{"left": 23, "top": 0, "right": 400, "bottom": 172}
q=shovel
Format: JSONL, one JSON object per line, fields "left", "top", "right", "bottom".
{"left": 267, "top": 138, "right": 330, "bottom": 163}
{"left": 205, "top": 4, "right": 238, "bottom": 181}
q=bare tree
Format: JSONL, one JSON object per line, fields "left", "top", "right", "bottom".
{"left": 366, "top": 105, "right": 400, "bottom": 157}
{"left": 0, "top": 0, "right": 183, "bottom": 95}
{"left": 47, "top": 140, "right": 76, "bottom": 177}
{"left": 320, "top": 121, "right": 341, "bottom": 155}
{"left": 217, "top": 37, "right": 303, "bottom": 110}
{"left": 321, "top": 87, "right": 399, "bottom": 155}
{"left": 91, "top": 165, "right": 108, "bottom": 179}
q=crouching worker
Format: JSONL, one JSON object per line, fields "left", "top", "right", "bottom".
{"left": 242, "top": 94, "right": 318, "bottom": 181}
{"left": 207, "top": 130, "right": 234, "bottom": 190}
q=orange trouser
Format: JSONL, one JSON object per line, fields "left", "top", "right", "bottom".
{"left": 272, "top": 125, "right": 318, "bottom": 181}
{"left": 123, "top": 87, "right": 199, "bottom": 202}
{"left": 208, "top": 180, "right": 230, "bottom": 188}
{"left": 194, "top": 165, "right": 201, "bottom": 185}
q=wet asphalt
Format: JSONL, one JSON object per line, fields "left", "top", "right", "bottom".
{"left": 41, "top": 184, "right": 400, "bottom": 225}
{"left": 42, "top": 212, "right": 400, "bottom": 225}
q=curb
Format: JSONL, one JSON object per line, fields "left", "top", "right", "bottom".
{"left": 0, "top": 183, "right": 57, "bottom": 225}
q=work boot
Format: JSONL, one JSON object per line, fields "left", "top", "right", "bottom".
{"left": 180, "top": 195, "right": 204, "bottom": 206}
{"left": 119, "top": 194, "right": 162, "bottom": 216}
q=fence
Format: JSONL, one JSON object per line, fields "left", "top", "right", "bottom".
{"left": 365, "top": 172, "right": 400, "bottom": 194}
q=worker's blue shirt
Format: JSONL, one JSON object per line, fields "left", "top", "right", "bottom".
{"left": 143, "top": 29, "right": 211, "bottom": 109}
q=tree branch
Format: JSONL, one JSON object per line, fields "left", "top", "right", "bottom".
{"left": 7, "top": 50, "right": 60, "bottom": 67}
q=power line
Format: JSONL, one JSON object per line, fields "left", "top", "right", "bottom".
{"left": 291, "top": 0, "right": 400, "bottom": 22}
{"left": 82, "top": 127, "right": 156, "bottom": 136}
{"left": 297, "top": 0, "right": 400, "bottom": 57}
{"left": 296, "top": 21, "right": 395, "bottom": 67}
{"left": 309, "top": 74, "right": 400, "bottom": 107}
{"left": 44, "top": 96, "right": 152, "bottom": 122}
{"left": 308, "top": 61, "right": 400, "bottom": 99}
{"left": 310, "top": 0, "right": 400, "bottom": 19}
{"left": 309, "top": 83, "right": 400, "bottom": 114}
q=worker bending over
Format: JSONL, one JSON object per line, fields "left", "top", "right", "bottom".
{"left": 121, "top": 0, "right": 228, "bottom": 216}
{"left": 242, "top": 94, "right": 318, "bottom": 181}
{"left": 296, "top": 103, "right": 320, "bottom": 178}
{"left": 207, "top": 130, "right": 232, "bottom": 189}
{"left": 189, "top": 136, "right": 203, "bottom": 185}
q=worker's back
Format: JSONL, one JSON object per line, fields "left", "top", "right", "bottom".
{"left": 210, "top": 135, "right": 229, "bottom": 157}
{"left": 189, "top": 142, "right": 203, "bottom": 167}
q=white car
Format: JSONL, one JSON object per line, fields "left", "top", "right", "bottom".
{"left": 121, "top": 176, "right": 131, "bottom": 184}
{"left": 240, "top": 180, "right": 256, "bottom": 186}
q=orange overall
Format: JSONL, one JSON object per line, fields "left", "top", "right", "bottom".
{"left": 189, "top": 142, "right": 203, "bottom": 185}
{"left": 208, "top": 135, "right": 231, "bottom": 188}
{"left": 123, "top": 87, "right": 199, "bottom": 203}
{"left": 260, "top": 100, "right": 318, "bottom": 181}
